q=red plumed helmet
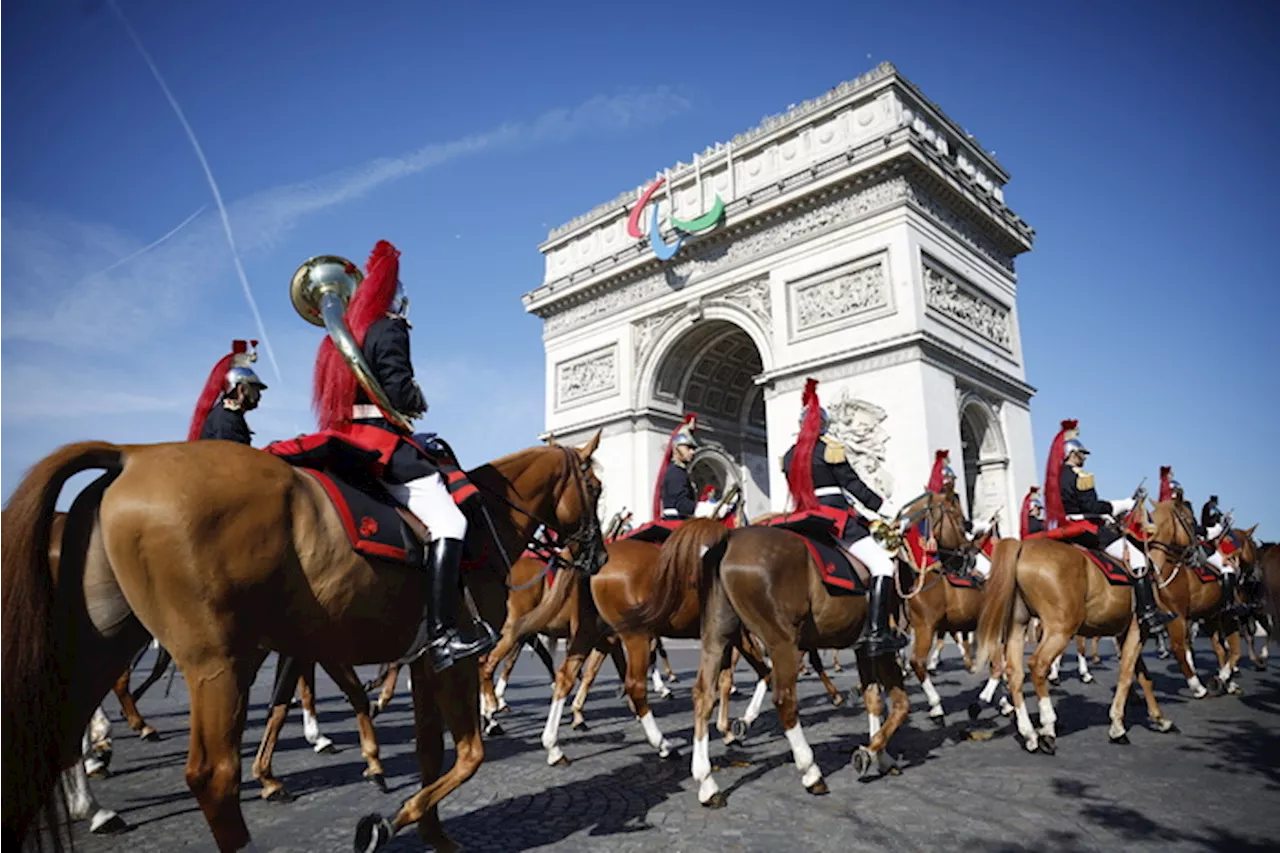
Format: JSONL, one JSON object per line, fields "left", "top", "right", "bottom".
{"left": 652, "top": 413, "right": 698, "bottom": 519}
{"left": 1042, "top": 419, "right": 1078, "bottom": 529}
{"left": 1020, "top": 485, "right": 1042, "bottom": 539}
{"left": 313, "top": 240, "right": 402, "bottom": 430}
{"left": 1158, "top": 466, "right": 1174, "bottom": 502}
{"left": 188, "top": 340, "right": 258, "bottom": 441}
{"left": 927, "top": 449, "right": 951, "bottom": 493}
{"left": 787, "top": 378, "right": 824, "bottom": 513}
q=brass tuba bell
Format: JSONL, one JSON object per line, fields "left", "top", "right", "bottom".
{"left": 869, "top": 518, "right": 904, "bottom": 553}
{"left": 290, "top": 254, "right": 418, "bottom": 433}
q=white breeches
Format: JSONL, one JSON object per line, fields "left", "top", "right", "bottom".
{"left": 386, "top": 473, "right": 468, "bottom": 542}
{"left": 972, "top": 551, "right": 992, "bottom": 578}
{"left": 1104, "top": 537, "right": 1147, "bottom": 571}
{"left": 845, "top": 535, "right": 896, "bottom": 579}
{"left": 1208, "top": 550, "right": 1235, "bottom": 575}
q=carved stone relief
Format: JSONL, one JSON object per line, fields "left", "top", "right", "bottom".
{"left": 790, "top": 256, "right": 888, "bottom": 336}
{"left": 922, "top": 258, "right": 1012, "bottom": 350}
{"left": 720, "top": 275, "right": 772, "bottom": 333}
{"left": 555, "top": 346, "right": 618, "bottom": 408}
{"left": 826, "top": 390, "right": 894, "bottom": 498}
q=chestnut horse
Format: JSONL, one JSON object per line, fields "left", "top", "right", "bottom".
{"left": 511, "top": 532, "right": 773, "bottom": 768}
{"left": 1, "top": 434, "right": 604, "bottom": 853}
{"left": 1148, "top": 501, "right": 1259, "bottom": 696}
{"left": 624, "top": 518, "right": 913, "bottom": 806}
{"left": 974, "top": 533, "right": 1175, "bottom": 754}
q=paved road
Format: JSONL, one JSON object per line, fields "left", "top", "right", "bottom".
{"left": 67, "top": 637, "right": 1278, "bottom": 852}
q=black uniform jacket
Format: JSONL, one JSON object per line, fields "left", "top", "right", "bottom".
{"left": 200, "top": 401, "right": 252, "bottom": 445}
{"left": 782, "top": 437, "right": 883, "bottom": 541}
{"left": 1059, "top": 466, "right": 1119, "bottom": 548}
{"left": 661, "top": 464, "right": 698, "bottom": 520}
{"left": 353, "top": 315, "right": 434, "bottom": 484}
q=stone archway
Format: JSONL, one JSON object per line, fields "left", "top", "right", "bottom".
{"left": 649, "top": 319, "right": 770, "bottom": 518}
{"left": 958, "top": 396, "right": 1009, "bottom": 523}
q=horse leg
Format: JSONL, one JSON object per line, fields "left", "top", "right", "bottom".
{"left": 541, "top": 625, "right": 596, "bottom": 766}
{"left": 758, "top": 629, "right": 824, "bottom": 795}
{"left": 910, "top": 618, "right": 945, "bottom": 725}
{"left": 183, "top": 657, "right": 258, "bottom": 852}
{"left": 298, "top": 663, "right": 335, "bottom": 754}
{"left": 622, "top": 632, "right": 676, "bottom": 759}
{"left": 724, "top": 637, "right": 772, "bottom": 743}
{"left": 1004, "top": 621, "right": 1039, "bottom": 752}
{"left": 810, "top": 648, "right": 844, "bottom": 706}
{"left": 1107, "top": 622, "right": 1145, "bottom": 744}
{"left": 1027, "top": 626, "right": 1071, "bottom": 753}
{"left": 958, "top": 631, "right": 975, "bottom": 673}
{"left": 863, "top": 652, "right": 910, "bottom": 776}
{"left": 532, "top": 634, "right": 559, "bottom": 682}
{"left": 692, "top": 578, "right": 740, "bottom": 807}
{"left": 570, "top": 646, "right": 608, "bottom": 730}
{"left": 656, "top": 636, "right": 677, "bottom": 682}
{"left": 251, "top": 654, "right": 307, "bottom": 802}
{"left": 1133, "top": 656, "right": 1176, "bottom": 733}
{"left": 112, "top": 668, "right": 159, "bottom": 741}
{"left": 64, "top": 728, "right": 128, "bottom": 834}
{"left": 480, "top": 616, "right": 522, "bottom": 722}
{"left": 322, "top": 661, "right": 387, "bottom": 792}
{"left": 84, "top": 705, "right": 114, "bottom": 777}
{"left": 1166, "top": 616, "right": 1207, "bottom": 698}
{"left": 372, "top": 663, "right": 400, "bottom": 718}
{"left": 1075, "top": 636, "right": 1095, "bottom": 684}
{"left": 926, "top": 634, "right": 943, "bottom": 674}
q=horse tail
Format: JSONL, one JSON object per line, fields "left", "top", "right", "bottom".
{"left": 974, "top": 538, "right": 1023, "bottom": 673}
{"left": 616, "top": 519, "right": 729, "bottom": 634}
{"left": 2, "top": 441, "right": 124, "bottom": 850}
{"left": 130, "top": 645, "right": 173, "bottom": 703}
{"left": 510, "top": 562, "right": 581, "bottom": 643}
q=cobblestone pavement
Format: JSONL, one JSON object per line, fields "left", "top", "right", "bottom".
{"left": 67, "top": 638, "right": 1278, "bottom": 853}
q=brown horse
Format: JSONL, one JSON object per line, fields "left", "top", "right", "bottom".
{"left": 2, "top": 434, "right": 604, "bottom": 853}
{"left": 1148, "top": 501, "right": 1259, "bottom": 696}
{"left": 1252, "top": 542, "right": 1280, "bottom": 668}
{"left": 974, "top": 534, "right": 1175, "bottom": 754}
{"left": 625, "top": 518, "right": 912, "bottom": 805}
{"left": 510, "top": 531, "right": 773, "bottom": 767}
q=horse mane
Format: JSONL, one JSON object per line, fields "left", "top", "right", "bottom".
{"left": 616, "top": 518, "right": 729, "bottom": 634}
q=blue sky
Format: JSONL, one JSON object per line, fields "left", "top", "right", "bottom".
{"left": 3, "top": 0, "right": 1277, "bottom": 536}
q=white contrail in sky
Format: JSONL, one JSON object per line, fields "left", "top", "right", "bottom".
{"left": 106, "top": 0, "right": 284, "bottom": 389}
{"left": 96, "top": 203, "right": 206, "bottom": 275}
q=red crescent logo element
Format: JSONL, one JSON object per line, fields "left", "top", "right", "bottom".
{"left": 626, "top": 178, "right": 666, "bottom": 239}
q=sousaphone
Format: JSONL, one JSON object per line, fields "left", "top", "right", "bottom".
{"left": 290, "top": 254, "right": 419, "bottom": 433}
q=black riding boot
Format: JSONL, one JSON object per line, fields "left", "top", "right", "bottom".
{"left": 855, "top": 576, "right": 909, "bottom": 659}
{"left": 1220, "top": 571, "right": 1242, "bottom": 622}
{"left": 1132, "top": 572, "right": 1174, "bottom": 636}
{"left": 402, "top": 538, "right": 496, "bottom": 672}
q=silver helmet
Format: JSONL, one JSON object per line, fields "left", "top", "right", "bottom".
{"left": 799, "top": 407, "right": 830, "bottom": 434}
{"left": 391, "top": 279, "right": 410, "bottom": 318}
{"left": 1062, "top": 438, "right": 1089, "bottom": 459}
{"left": 672, "top": 431, "right": 698, "bottom": 449}
{"left": 225, "top": 365, "right": 268, "bottom": 394}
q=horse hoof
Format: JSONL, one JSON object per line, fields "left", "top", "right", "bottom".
{"left": 571, "top": 719, "right": 589, "bottom": 731}
{"left": 1048, "top": 676, "right": 1060, "bottom": 687}
{"left": 265, "top": 787, "right": 295, "bottom": 804}
{"left": 967, "top": 702, "right": 981, "bottom": 721}
{"left": 702, "top": 791, "right": 728, "bottom": 809}
{"left": 806, "top": 778, "right": 830, "bottom": 796}
{"left": 1039, "top": 736, "right": 1056, "bottom": 756}
{"left": 485, "top": 722, "right": 505, "bottom": 737}
{"left": 366, "top": 773, "right": 388, "bottom": 793}
{"left": 1081, "top": 674, "right": 1095, "bottom": 685}
{"left": 1110, "top": 733, "right": 1130, "bottom": 746}
{"left": 314, "top": 737, "right": 338, "bottom": 755}
{"left": 853, "top": 747, "right": 875, "bottom": 780}
{"left": 354, "top": 813, "right": 393, "bottom": 853}
{"left": 731, "top": 719, "right": 750, "bottom": 741}
{"left": 1255, "top": 661, "right": 1267, "bottom": 672}
{"left": 90, "top": 813, "right": 129, "bottom": 835}
{"left": 139, "top": 727, "right": 161, "bottom": 742}
{"left": 831, "top": 693, "right": 845, "bottom": 707}
{"left": 660, "top": 747, "right": 680, "bottom": 761}
{"left": 552, "top": 755, "right": 571, "bottom": 767}
{"left": 930, "top": 713, "right": 946, "bottom": 728}
{"left": 1153, "top": 719, "right": 1178, "bottom": 734}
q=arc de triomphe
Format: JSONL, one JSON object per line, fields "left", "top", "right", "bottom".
{"left": 523, "top": 63, "right": 1037, "bottom": 527}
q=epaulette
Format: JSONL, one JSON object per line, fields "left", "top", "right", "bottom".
{"left": 1072, "top": 467, "right": 1095, "bottom": 491}
{"left": 820, "top": 436, "right": 846, "bottom": 464}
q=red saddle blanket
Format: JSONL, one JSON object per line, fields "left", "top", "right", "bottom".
{"left": 945, "top": 571, "right": 982, "bottom": 589}
{"left": 1192, "top": 562, "right": 1220, "bottom": 585}
{"left": 1074, "top": 545, "right": 1133, "bottom": 586}
{"left": 621, "top": 519, "right": 683, "bottom": 545}
{"left": 762, "top": 511, "right": 868, "bottom": 596}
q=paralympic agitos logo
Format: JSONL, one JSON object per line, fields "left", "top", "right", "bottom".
{"left": 626, "top": 178, "right": 725, "bottom": 262}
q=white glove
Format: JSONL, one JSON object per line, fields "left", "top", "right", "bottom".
{"left": 875, "top": 500, "right": 898, "bottom": 521}
{"left": 971, "top": 518, "right": 992, "bottom": 537}
{"left": 1110, "top": 497, "right": 1135, "bottom": 515}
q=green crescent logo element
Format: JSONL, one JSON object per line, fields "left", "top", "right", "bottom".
{"left": 668, "top": 195, "right": 725, "bottom": 233}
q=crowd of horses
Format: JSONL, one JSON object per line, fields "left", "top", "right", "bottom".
{"left": 2, "top": 434, "right": 1277, "bottom": 852}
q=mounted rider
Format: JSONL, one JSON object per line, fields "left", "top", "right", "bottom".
{"left": 188, "top": 340, "right": 267, "bottom": 444}
{"left": 654, "top": 414, "right": 700, "bottom": 522}
{"left": 1043, "top": 419, "right": 1174, "bottom": 635}
{"left": 925, "top": 449, "right": 994, "bottom": 578}
{"left": 783, "top": 379, "right": 903, "bottom": 658}
{"left": 312, "top": 239, "right": 494, "bottom": 673}
{"left": 1195, "top": 489, "right": 1244, "bottom": 617}
{"left": 1020, "top": 486, "right": 1045, "bottom": 537}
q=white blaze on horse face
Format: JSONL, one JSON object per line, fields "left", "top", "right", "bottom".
{"left": 542, "top": 696, "right": 567, "bottom": 765}
{"left": 784, "top": 723, "right": 822, "bottom": 788}
{"left": 743, "top": 679, "right": 769, "bottom": 725}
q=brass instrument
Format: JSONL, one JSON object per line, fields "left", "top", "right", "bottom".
{"left": 290, "top": 254, "right": 418, "bottom": 433}
{"left": 869, "top": 518, "right": 903, "bottom": 553}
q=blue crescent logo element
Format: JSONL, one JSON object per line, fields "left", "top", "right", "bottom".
{"left": 649, "top": 203, "right": 684, "bottom": 261}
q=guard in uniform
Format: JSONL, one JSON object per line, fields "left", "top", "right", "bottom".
{"left": 1198, "top": 493, "right": 1243, "bottom": 617}
{"left": 783, "top": 379, "right": 903, "bottom": 658}
{"left": 652, "top": 414, "right": 700, "bottom": 522}
{"left": 312, "top": 239, "right": 493, "bottom": 673}
{"left": 926, "top": 449, "right": 994, "bottom": 578}
{"left": 1044, "top": 420, "right": 1173, "bottom": 635}
{"left": 1020, "top": 486, "right": 1045, "bottom": 537}
{"left": 187, "top": 340, "right": 267, "bottom": 444}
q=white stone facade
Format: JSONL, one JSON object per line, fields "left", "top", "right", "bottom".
{"left": 524, "top": 63, "right": 1037, "bottom": 528}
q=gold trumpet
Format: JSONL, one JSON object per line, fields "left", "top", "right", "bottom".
{"left": 869, "top": 518, "right": 903, "bottom": 553}
{"left": 290, "top": 254, "right": 417, "bottom": 433}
